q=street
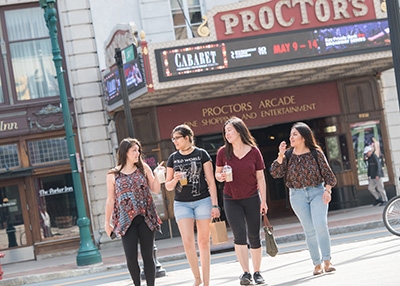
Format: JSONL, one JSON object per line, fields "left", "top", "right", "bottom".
{"left": 27, "top": 228, "right": 399, "bottom": 286}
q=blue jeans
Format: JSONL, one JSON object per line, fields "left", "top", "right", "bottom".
{"left": 289, "top": 184, "right": 331, "bottom": 265}
{"left": 174, "top": 196, "right": 212, "bottom": 221}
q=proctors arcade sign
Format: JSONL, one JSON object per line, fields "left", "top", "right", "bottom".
{"left": 155, "top": 0, "right": 388, "bottom": 82}
{"left": 156, "top": 81, "right": 341, "bottom": 139}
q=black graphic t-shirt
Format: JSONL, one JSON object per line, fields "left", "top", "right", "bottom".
{"left": 167, "top": 147, "right": 211, "bottom": 202}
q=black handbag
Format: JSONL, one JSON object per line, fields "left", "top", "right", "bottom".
{"left": 262, "top": 213, "right": 278, "bottom": 257}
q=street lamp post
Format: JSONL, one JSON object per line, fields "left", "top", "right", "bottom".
{"left": 386, "top": 0, "right": 400, "bottom": 111}
{"left": 39, "top": 0, "right": 102, "bottom": 266}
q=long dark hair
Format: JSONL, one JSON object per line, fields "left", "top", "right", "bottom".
{"left": 222, "top": 116, "right": 257, "bottom": 159}
{"left": 291, "top": 122, "right": 321, "bottom": 151}
{"left": 109, "top": 138, "right": 145, "bottom": 174}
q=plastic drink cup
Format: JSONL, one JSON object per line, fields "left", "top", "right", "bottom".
{"left": 155, "top": 166, "right": 166, "bottom": 183}
{"left": 223, "top": 165, "right": 233, "bottom": 182}
{"left": 179, "top": 171, "right": 188, "bottom": 186}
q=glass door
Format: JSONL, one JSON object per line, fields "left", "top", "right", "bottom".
{"left": 0, "top": 180, "right": 34, "bottom": 263}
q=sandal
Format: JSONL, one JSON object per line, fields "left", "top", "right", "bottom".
{"left": 324, "top": 261, "right": 336, "bottom": 273}
{"left": 313, "top": 264, "right": 323, "bottom": 275}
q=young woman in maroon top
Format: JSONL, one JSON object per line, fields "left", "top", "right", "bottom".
{"left": 215, "top": 117, "right": 267, "bottom": 285}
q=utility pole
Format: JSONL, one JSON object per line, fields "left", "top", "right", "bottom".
{"left": 39, "top": 0, "right": 102, "bottom": 266}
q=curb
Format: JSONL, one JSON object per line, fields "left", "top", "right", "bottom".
{"left": 1, "top": 263, "right": 128, "bottom": 286}
{"left": 1, "top": 220, "right": 384, "bottom": 286}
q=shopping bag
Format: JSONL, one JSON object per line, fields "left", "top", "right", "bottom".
{"left": 210, "top": 218, "right": 228, "bottom": 245}
{"left": 262, "top": 213, "right": 278, "bottom": 257}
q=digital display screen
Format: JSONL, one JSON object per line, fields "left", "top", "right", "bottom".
{"left": 102, "top": 55, "right": 146, "bottom": 105}
{"left": 155, "top": 19, "right": 390, "bottom": 82}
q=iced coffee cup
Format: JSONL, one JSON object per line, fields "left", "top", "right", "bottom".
{"left": 155, "top": 166, "right": 166, "bottom": 183}
{"left": 223, "top": 165, "right": 233, "bottom": 182}
{"left": 179, "top": 171, "right": 188, "bottom": 186}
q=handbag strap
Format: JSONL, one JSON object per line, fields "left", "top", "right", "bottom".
{"left": 262, "top": 212, "right": 273, "bottom": 231}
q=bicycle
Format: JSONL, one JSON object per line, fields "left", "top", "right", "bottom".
{"left": 383, "top": 194, "right": 400, "bottom": 236}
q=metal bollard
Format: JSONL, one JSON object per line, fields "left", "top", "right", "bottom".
{"left": 140, "top": 244, "right": 166, "bottom": 279}
{"left": 0, "top": 252, "right": 5, "bottom": 280}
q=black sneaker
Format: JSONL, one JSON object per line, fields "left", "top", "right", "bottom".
{"left": 239, "top": 272, "right": 252, "bottom": 285}
{"left": 253, "top": 271, "right": 265, "bottom": 284}
{"left": 373, "top": 199, "right": 382, "bottom": 206}
{"left": 380, "top": 201, "right": 388, "bottom": 206}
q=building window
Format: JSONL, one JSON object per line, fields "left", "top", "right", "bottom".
{"left": 0, "top": 144, "right": 20, "bottom": 170}
{"left": 350, "top": 120, "right": 388, "bottom": 186}
{"left": 35, "top": 174, "right": 78, "bottom": 240}
{"left": 0, "top": 5, "right": 59, "bottom": 104}
{"left": 28, "top": 137, "right": 69, "bottom": 165}
{"left": 170, "top": 0, "right": 203, "bottom": 39}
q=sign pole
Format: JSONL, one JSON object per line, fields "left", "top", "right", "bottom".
{"left": 115, "top": 48, "right": 135, "bottom": 138}
{"left": 39, "top": 0, "right": 101, "bottom": 266}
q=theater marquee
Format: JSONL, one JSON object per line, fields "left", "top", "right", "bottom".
{"left": 155, "top": 19, "right": 390, "bottom": 82}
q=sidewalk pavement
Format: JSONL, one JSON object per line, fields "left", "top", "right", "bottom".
{"left": 0, "top": 205, "right": 386, "bottom": 286}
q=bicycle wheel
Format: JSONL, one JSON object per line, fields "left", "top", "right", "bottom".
{"left": 383, "top": 196, "right": 400, "bottom": 236}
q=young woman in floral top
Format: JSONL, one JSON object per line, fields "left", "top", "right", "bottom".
{"left": 105, "top": 138, "right": 162, "bottom": 286}
{"left": 270, "top": 122, "right": 337, "bottom": 276}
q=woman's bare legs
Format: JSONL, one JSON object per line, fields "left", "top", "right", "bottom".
{"left": 235, "top": 244, "right": 250, "bottom": 273}
{"left": 250, "top": 247, "right": 262, "bottom": 272}
{"left": 196, "top": 219, "right": 211, "bottom": 286}
{"left": 178, "top": 218, "right": 202, "bottom": 286}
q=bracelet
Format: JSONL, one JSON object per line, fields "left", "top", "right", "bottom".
{"left": 212, "top": 205, "right": 220, "bottom": 210}
{"left": 278, "top": 152, "right": 285, "bottom": 158}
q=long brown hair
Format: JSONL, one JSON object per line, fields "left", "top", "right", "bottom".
{"left": 108, "top": 138, "right": 145, "bottom": 174}
{"left": 222, "top": 116, "right": 257, "bottom": 159}
{"left": 291, "top": 122, "right": 321, "bottom": 151}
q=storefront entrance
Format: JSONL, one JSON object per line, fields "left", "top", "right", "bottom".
{"left": 0, "top": 172, "right": 82, "bottom": 263}
{"left": 0, "top": 179, "right": 34, "bottom": 264}
{"left": 198, "top": 117, "right": 358, "bottom": 218}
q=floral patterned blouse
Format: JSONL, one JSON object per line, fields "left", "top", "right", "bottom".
{"left": 111, "top": 169, "right": 161, "bottom": 237}
{"left": 270, "top": 150, "right": 337, "bottom": 189}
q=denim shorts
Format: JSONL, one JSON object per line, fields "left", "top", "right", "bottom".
{"left": 174, "top": 196, "right": 212, "bottom": 222}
